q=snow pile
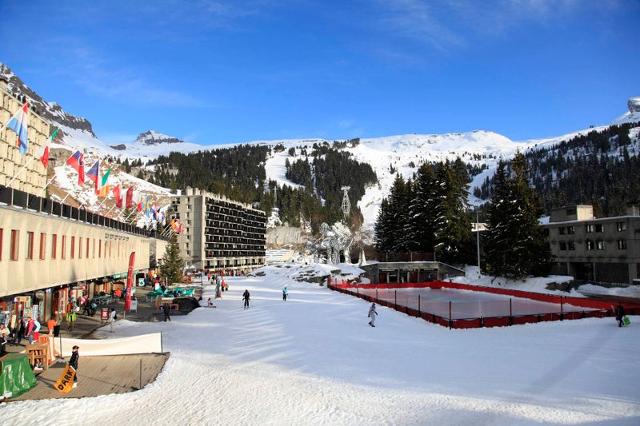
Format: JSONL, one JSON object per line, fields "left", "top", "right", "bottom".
{"left": 454, "top": 266, "right": 577, "bottom": 295}
{"left": 3, "top": 267, "right": 640, "bottom": 425}
{"left": 578, "top": 284, "right": 640, "bottom": 299}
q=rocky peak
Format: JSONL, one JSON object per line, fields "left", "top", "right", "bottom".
{"left": 0, "top": 63, "right": 96, "bottom": 136}
{"left": 135, "top": 130, "right": 184, "bottom": 145}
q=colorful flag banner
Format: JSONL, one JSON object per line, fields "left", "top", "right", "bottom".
{"left": 39, "top": 128, "right": 59, "bottom": 169}
{"left": 101, "top": 167, "right": 111, "bottom": 187}
{"left": 125, "top": 186, "right": 134, "bottom": 209}
{"left": 66, "top": 151, "right": 85, "bottom": 185}
{"left": 113, "top": 185, "right": 122, "bottom": 208}
{"left": 6, "top": 102, "right": 29, "bottom": 155}
{"left": 87, "top": 161, "right": 100, "bottom": 194}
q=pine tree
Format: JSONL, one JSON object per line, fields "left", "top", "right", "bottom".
{"left": 159, "top": 235, "right": 185, "bottom": 284}
{"left": 484, "top": 154, "right": 550, "bottom": 279}
{"left": 408, "top": 163, "right": 437, "bottom": 251}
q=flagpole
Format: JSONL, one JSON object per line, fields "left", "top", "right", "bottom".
{"left": 60, "top": 192, "right": 73, "bottom": 204}
{"left": 44, "top": 175, "right": 57, "bottom": 189}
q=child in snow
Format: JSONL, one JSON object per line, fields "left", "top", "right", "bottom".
{"left": 614, "top": 303, "right": 625, "bottom": 327}
{"left": 69, "top": 345, "right": 80, "bottom": 388}
{"left": 368, "top": 303, "right": 378, "bottom": 327}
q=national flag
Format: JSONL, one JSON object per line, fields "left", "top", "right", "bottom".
{"left": 40, "top": 145, "right": 50, "bottom": 169}
{"left": 136, "top": 201, "right": 142, "bottom": 212}
{"left": 87, "top": 161, "right": 100, "bottom": 194}
{"left": 113, "top": 185, "right": 122, "bottom": 208}
{"left": 101, "top": 167, "right": 111, "bottom": 187}
{"left": 39, "top": 128, "right": 59, "bottom": 169}
{"left": 66, "top": 151, "right": 85, "bottom": 185}
{"left": 125, "top": 187, "right": 134, "bottom": 208}
{"left": 5, "top": 102, "right": 29, "bottom": 155}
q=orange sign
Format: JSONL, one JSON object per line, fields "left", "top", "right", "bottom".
{"left": 54, "top": 364, "right": 76, "bottom": 394}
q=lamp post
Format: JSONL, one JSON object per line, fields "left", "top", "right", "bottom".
{"left": 476, "top": 210, "right": 481, "bottom": 270}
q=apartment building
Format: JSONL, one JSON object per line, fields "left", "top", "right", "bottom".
{"left": 171, "top": 188, "right": 266, "bottom": 272}
{"left": 542, "top": 204, "right": 640, "bottom": 284}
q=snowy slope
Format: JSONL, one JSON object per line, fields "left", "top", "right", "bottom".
{"left": 4, "top": 265, "right": 639, "bottom": 425}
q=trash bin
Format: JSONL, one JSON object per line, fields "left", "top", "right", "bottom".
{"left": 53, "top": 325, "right": 60, "bottom": 337}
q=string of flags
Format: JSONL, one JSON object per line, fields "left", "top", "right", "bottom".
{"left": 1, "top": 100, "right": 179, "bottom": 234}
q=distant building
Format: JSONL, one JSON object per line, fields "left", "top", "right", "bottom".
{"left": 542, "top": 204, "right": 640, "bottom": 284}
{"left": 170, "top": 188, "right": 266, "bottom": 272}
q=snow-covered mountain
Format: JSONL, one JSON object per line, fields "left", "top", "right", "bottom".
{"left": 2, "top": 62, "right": 638, "bottom": 228}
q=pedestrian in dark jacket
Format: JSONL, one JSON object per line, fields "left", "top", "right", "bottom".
{"left": 242, "top": 290, "right": 250, "bottom": 309}
{"left": 368, "top": 303, "right": 378, "bottom": 327}
{"left": 162, "top": 304, "right": 171, "bottom": 322}
{"left": 69, "top": 345, "right": 80, "bottom": 387}
{"left": 615, "top": 303, "right": 625, "bottom": 327}
{"left": 282, "top": 287, "right": 288, "bottom": 301}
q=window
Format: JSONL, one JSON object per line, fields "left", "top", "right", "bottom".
{"left": 99, "top": 240, "right": 102, "bottom": 258}
{"left": 595, "top": 224, "right": 604, "bottom": 233}
{"left": 567, "top": 241, "right": 576, "bottom": 251}
{"left": 86, "top": 238, "right": 90, "bottom": 258}
{"left": 39, "top": 233, "right": 46, "bottom": 260}
{"left": 617, "top": 240, "right": 627, "bottom": 250}
{"left": 586, "top": 240, "right": 594, "bottom": 251}
{"left": 62, "top": 236, "right": 68, "bottom": 259}
{"left": 79, "top": 237, "right": 82, "bottom": 259}
{"left": 0, "top": 228, "right": 3, "bottom": 260}
{"left": 26, "top": 232, "right": 34, "bottom": 260}
{"left": 567, "top": 226, "right": 575, "bottom": 235}
{"left": 71, "top": 236, "right": 75, "bottom": 259}
{"left": 596, "top": 240, "right": 605, "bottom": 250}
{"left": 52, "top": 234, "right": 57, "bottom": 259}
{"left": 559, "top": 227, "right": 566, "bottom": 235}
{"left": 586, "top": 224, "right": 594, "bottom": 233}
{"left": 617, "top": 222, "right": 627, "bottom": 232}
{"left": 10, "top": 230, "right": 19, "bottom": 261}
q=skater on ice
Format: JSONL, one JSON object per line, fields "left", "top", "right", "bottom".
{"left": 243, "top": 289, "right": 251, "bottom": 309}
{"left": 368, "top": 303, "right": 378, "bottom": 327}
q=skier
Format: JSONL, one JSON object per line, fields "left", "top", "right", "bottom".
{"left": 614, "top": 303, "right": 625, "bottom": 327}
{"left": 282, "top": 286, "right": 288, "bottom": 301}
{"left": 368, "top": 303, "right": 378, "bottom": 327}
{"left": 69, "top": 345, "right": 80, "bottom": 388}
{"left": 242, "top": 289, "right": 250, "bottom": 309}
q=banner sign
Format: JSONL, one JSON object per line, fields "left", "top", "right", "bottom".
{"left": 124, "top": 252, "right": 136, "bottom": 312}
{"left": 54, "top": 364, "right": 76, "bottom": 394}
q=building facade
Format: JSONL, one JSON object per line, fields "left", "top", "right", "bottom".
{"left": 543, "top": 204, "right": 640, "bottom": 284}
{"left": 171, "top": 188, "right": 266, "bottom": 272}
{"left": 0, "top": 81, "right": 50, "bottom": 197}
{"left": 0, "top": 185, "right": 168, "bottom": 324}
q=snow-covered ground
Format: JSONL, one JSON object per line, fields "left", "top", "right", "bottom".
{"left": 4, "top": 265, "right": 640, "bottom": 425}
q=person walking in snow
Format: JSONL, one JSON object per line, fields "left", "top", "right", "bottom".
{"left": 242, "top": 290, "right": 250, "bottom": 309}
{"left": 282, "top": 286, "right": 288, "bottom": 301}
{"left": 69, "top": 345, "right": 80, "bottom": 388}
{"left": 162, "top": 303, "right": 172, "bottom": 322}
{"left": 368, "top": 303, "right": 378, "bottom": 327}
{"left": 614, "top": 303, "right": 625, "bottom": 327}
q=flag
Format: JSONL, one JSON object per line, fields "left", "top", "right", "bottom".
{"left": 40, "top": 128, "right": 59, "bottom": 169}
{"left": 126, "top": 187, "right": 134, "bottom": 208}
{"left": 40, "top": 146, "right": 50, "bottom": 168}
{"left": 101, "top": 167, "right": 111, "bottom": 187}
{"left": 87, "top": 161, "right": 100, "bottom": 194}
{"left": 113, "top": 185, "right": 122, "bottom": 208}
{"left": 66, "top": 151, "right": 85, "bottom": 185}
{"left": 6, "top": 102, "right": 29, "bottom": 155}
{"left": 136, "top": 201, "right": 142, "bottom": 212}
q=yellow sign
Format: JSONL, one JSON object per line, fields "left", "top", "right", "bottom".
{"left": 54, "top": 364, "right": 76, "bottom": 394}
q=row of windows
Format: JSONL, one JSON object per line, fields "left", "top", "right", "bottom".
{"left": 558, "top": 222, "right": 627, "bottom": 235}
{"left": 0, "top": 228, "right": 133, "bottom": 262}
{"left": 558, "top": 240, "right": 627, "bottom": 251}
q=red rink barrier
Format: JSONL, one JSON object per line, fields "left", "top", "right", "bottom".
{"left": 326, "top": 276, "right": 639, "bottom": 329}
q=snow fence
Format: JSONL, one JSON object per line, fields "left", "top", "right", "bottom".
{"left": 53, "top": 333, "right": 163, "bottom": 357}
{"left": 328, "top": 279, "right": 640, "bottom": 329}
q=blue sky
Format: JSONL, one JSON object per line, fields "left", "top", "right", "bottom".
{"left": 0, "top": 0, "right": 638, "bottom": 145}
